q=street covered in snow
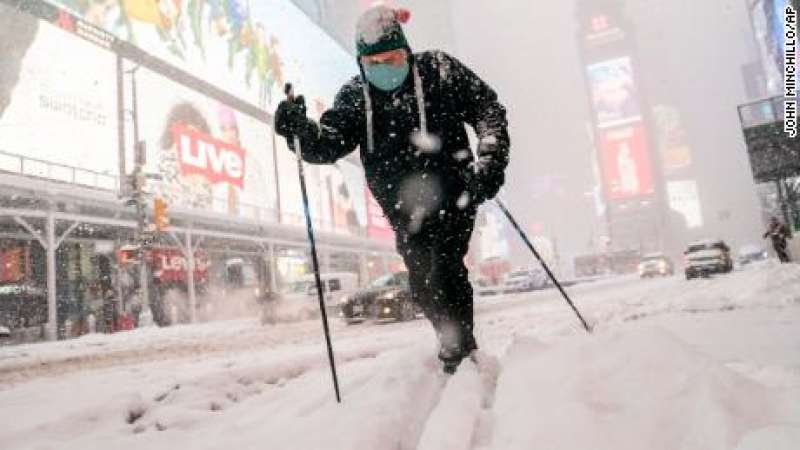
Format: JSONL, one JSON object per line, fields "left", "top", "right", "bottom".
{"left": 2, "top": 261, "right": 799, "bottom": 450}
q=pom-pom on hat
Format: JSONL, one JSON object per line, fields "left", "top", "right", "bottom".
{"left": 356, "top": 4, "right": 411, "bottom": 57}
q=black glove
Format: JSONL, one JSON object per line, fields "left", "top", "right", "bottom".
{"left": 472, "top": 135, "right": 506, "bottom": 202}
{"left": 466, "top": 168, "right": 504, "bottom": 205}
{"left": 275, "top": 95, "right": 307, "bottom": 139}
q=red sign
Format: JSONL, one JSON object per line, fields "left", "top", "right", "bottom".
{"left": 173, "top": 123, "right": 246, "bottom": 188}
{"left": 150, "top": 248, "right": 209, "bottom": 284}
{"left": 366, "top": 188, "right": 395, "bottom": 242}
{"left": 599, "top": 124, "right": 654, "bottom": 199}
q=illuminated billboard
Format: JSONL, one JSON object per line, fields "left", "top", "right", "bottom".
{"left": 599, "top": 124, "right": 655, "bottom": 199}
{"left": 137, "top": 66, "right": 278, "bottom": 219}
{"left": 667, "top": 180, "right": 703, "bottom": 228}
{"left": 366, "top": 189, "right": 394, "bottom": 242}
{"left": 319, "top": 161, "right": 368, "bottom": 235}
{"left": 0, "top": 3, "right": 117, "bottom": 183}
{"left": 50, "top": 0, "right": 354, "bottom": 111}
{"left": 587, "top": 57, "right": 642, "bottom": 129}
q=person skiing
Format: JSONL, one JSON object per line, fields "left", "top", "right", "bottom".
{"left": 274, "top": 5, "right": 510, "bottom": 373}
{"left": 763, "top": 216, "right": 791, "bottom": 263}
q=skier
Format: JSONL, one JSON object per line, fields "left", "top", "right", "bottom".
{"left": 275, "top": 5, "right": 510, "bottom": 373}
{"left": 763, "top": 216, "right": 792, "bottom": 263}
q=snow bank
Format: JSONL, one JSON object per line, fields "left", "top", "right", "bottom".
{"left": 489, "top": 326, "right": 797, "bottom": 450}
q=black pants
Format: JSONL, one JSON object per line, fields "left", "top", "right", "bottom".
{"left": 395, "top": 209, "right": 477, "bottom": 350}
{"left": 774, "top": 242, "right": 790, "bottom": 263}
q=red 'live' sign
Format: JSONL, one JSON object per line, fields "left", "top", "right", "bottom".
{"left": 173, "top": 123, "right": 246, "bottom": 189}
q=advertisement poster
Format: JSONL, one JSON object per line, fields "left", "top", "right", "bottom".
{"left": 667, "top": 180, "right": 704, "bottom": 228}
{"left": 275, "top": 137, "right": 321, "bottom": 226}
{"left": 477, "top": 208, "right": 510, "bottom": 260}
{"left": 599, "top": 124, "right": 655, "bottom": 200}
{"left": 652, "top": 105, "right": 692, "bottom": 173}
{"left": 319, "top": 161, "right": 368, "bottom": 235}
{"left": 587, "top": 57, "right": 642, "bottom": 129}
{"left": 0, "top": 4, "right": 117, "bottom": 184}
{"left": 138, "top": 66, "right": 278, "bottom": 218}
{"left": 366, "top": 189, "right": 395, "bottom": 242}
{"left": 51, "top": 0, "right": 354, "bottom": 111}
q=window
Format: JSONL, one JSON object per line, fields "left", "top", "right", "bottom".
{"left": 328, "top": 279, "right": 341, "bottom": 292}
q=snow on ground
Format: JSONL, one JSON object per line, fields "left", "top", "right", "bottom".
{"left": 1, "top": 261, "right": 799, "bottom": 449}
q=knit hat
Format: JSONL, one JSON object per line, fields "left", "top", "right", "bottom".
{"left": 355, "top": 5, "right": 411, "bottom": 57}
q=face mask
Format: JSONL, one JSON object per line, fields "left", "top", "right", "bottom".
{"left": 363, "top": 61, "right": 410, "bottom": 92}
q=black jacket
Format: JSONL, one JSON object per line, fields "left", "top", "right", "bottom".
{"left": 278, "top": 51, "right": 510, "bottom": 230}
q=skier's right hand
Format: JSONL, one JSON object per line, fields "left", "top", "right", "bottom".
{"left": 275, "top": 95, "right": 308, "bottom": 139}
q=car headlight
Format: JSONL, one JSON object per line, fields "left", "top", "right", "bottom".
{"left": 254, "top": 288, "right": 261, "bottom": 297}
{"left": 658, "top": 261, "right": 667, "bottom": 271}
{"left": 339, "top": 295, "right": 352, "bottom": 305}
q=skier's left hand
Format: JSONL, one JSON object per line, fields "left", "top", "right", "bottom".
{"left": 467, "top": 168, "right": 504, "bottom": 205}
{"left": 472, "top": 134, "right": 505, "bottom": 202}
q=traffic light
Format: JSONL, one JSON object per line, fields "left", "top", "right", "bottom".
{"left": 154, "top": 197, "right": 169, "bottom": 231}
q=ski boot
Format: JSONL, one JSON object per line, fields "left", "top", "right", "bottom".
{"left": 438, "top": 329, "right": 478, "bottom": 374}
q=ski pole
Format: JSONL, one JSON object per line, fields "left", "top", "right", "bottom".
{"left": 285, "top": 85, "right": 342, "bottom": 402}
{"left": 494, "top": 198, "right": 593, "bottom": 333}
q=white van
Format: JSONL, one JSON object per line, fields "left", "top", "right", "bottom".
{"left": 282, "top": 272, "right": 359, "bottom": 308}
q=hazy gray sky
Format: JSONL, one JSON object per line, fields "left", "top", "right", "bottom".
{"left": 432, "top": 0, "right": 764, "bottom": 266}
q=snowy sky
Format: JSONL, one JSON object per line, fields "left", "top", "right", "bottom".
{"left": 367, "top": 0, "right": 768, "bottom": 266}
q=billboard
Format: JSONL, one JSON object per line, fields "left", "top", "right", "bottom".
{"left": 652, "top": 105, "right": 692, "bottom": 173}
{"left": 0, "top": 3, "right": 117, "bottom": 182}
{"left": 587, "top": 57, "right": 642, "bottom": 128}
{"left": 366, "top": 189, "right": 394, "bottom": 242}
{"left": 319, "top": 161, "right": 368, "bottom": 235}
{"left": 50, "top": 0, "right": 354, "bottom": 111}
{"left": 599, "top": 124, "right": 655, "bottom": 199}
{"left": 137, "top": 66, "right": 278, "bottom": 218}
{"left": 667, "top": 180, "right": 703, "bottom": 228}
{"left": 749, "top": 0, "right": 794, "bottom": 94}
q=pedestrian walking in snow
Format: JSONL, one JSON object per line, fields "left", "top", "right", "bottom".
{"left": 275, "top": 5, "right": 510, "bottom": 373}
{"left": 763, "top": 216, "right": 792, "bottom": 263}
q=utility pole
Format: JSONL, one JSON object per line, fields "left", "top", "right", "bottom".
{"left": 125, "top": 65, "right": 153, "bottom": 324}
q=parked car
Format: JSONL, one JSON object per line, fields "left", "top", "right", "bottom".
{"left": 737, "top": 244, "right": 769, "bottom": 267}
{"left": 339, "top": 272, "right": 420, "bottom": 323}
{"left": 0, "top": 283, "right": 47, "bottom": 329}
{"left": 472, "top": 276, "right": 503, "bottom": 297}
{"left": 684, "top": 239, "right": 734, "bottom": 279}
{"left": 637, "top": 253, "right": 674, "bottom": 278}
{"left": 502, "top": 268, "right": 548, "bottom": 293}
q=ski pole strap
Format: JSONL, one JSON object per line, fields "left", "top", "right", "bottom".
{"left": 412, "top": 62, "right": 428, "bottom": 135}
{"left": 361, "top": 61, "right": 428, "bottom": 154}
{"left": 362, "top": 82, "right": 375, "bottom": 154}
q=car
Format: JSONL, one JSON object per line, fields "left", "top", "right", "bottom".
{"left": 637, "top": 253, "right": 674, "bottom": 278}
{"left": 0, "top": 283, "right": 47, "bottom": 329}
{"left": 502, "top": 268, "right": 549, "bottom": 293}
{"left": 737, "top": 244, "right": 769, "bottom": 267}
{"left": 684, "top": 239, "right": 734, "bottom": 280}
{"left": 0, "top": 325, "right": 10, "bottom": 339}
{"left": 472, "top": 276, "right": 503, "bottom": 297}
{"left": 338, "top": 272, "right": 420, "bottom": 323}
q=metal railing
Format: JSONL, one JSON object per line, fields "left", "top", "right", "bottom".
{"left": 0, "top": 149, "right": 377, "bottom": 238}
{"left": 0, "top": 149, "right": 118, "bottom": 191}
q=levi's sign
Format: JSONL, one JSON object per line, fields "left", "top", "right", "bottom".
{"left": 173, "top": 122, "right": 246, "bottom": 188}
